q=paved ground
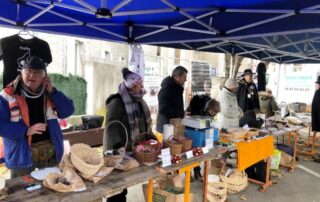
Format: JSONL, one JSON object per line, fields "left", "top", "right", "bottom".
{"left": 127, "top": 159, "right": 320, "bottom": 202}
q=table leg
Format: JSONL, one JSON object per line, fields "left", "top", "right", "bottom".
{"left": 179, "top": 162, "right": 200, "bottom": 202}
{"left": 290, "top": 132, "right": 298, "bottom": 172}
{"left": 247, "top": 157, "right": 273, "bottom": 192}
{"left": 147, "top": 178, "right": 153, "bottom": 202}
{"left": 203, "top": 161, "right": 209, "bottom": 202}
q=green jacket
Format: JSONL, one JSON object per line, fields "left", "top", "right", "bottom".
{"left": 258, "top": 91, "right": 279, "bottom": 117}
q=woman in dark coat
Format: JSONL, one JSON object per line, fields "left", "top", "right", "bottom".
{"left": 103, "top": 68, "right": 151, "bottom": 202}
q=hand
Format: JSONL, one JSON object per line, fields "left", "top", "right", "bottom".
{"left": 43, "top": 76, "right": 54, "bottom": 93}
{"left": 27, "top": 123, "right": 47, "bottom": 136}
{"left": 184, "top": 111, "right": 191, "bottom": 117}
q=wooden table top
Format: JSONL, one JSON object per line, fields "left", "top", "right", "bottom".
{"left": 4, "top": 148, "right": 225, "bottom": 202}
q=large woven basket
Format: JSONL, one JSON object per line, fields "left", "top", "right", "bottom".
{"left": 207, "top": 182, "right": 228, "bottom": 202}
{"left": 220, "top": 171, "right": 248, "bottom": 194}
{"left": 166, "top": 136, "right": 183, "bottom": 155}
{"left": 70, "top": 143, "right": 104, "bottom": 177}
{"left": 133, "top": 134, "right": 161, "bottom": 163}
{"left": 170, "top": 118, "right": 185, "bottom": 137}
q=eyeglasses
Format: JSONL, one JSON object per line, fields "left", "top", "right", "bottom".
{"left": 23, "top": 69, "right": 45, "bottom": 77}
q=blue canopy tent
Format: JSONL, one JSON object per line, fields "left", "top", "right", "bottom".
{"left": 1, "top": 0, "right": 320, "bottom": 63}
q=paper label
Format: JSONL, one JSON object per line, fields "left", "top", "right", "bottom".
{"left": 205, "top": 128, "right": 214, "bottom": 149}
{"left": 186, "top": 150, "right": 194, "bottom": 159}
{"left": 161, "top": 148, "right": 171, "bottom": 167}
{"left": 202, "top": 147, "right": 209, "bottom": 154}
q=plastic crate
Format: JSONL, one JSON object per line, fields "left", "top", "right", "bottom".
{"left": 184, "top": 127, "right": 219, "bottom": 148}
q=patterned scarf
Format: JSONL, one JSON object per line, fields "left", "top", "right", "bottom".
{"left": 119, "top": 82, "right": 151, "bottom": 140}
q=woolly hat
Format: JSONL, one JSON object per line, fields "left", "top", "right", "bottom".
{"left": 122, "top": 68, "right": 142, "bottom": 89}
{"left": 224, "top": 78, "right": 239, "bottom": 89}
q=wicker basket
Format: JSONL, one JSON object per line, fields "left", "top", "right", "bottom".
{"left": 133, "top": 134, "right": 161, "bottom": 163}
{"left": 170, "top": 118, "right": 185, "bottom": 137}
{"left": 70, "top": 143, "right": 104, "bottom": 177}
{"left": 207, "top": 182, "right": 228, "bottom": 202}
{"left": 227, "top": 128, "right": 248, "bottom": 140}
{"left": 166, "top": 136, "right": 183, "bottom": 155}
{"left": 246, "top": 128, "right": 259, "bottom": 138}
{"left": 174, "top": 136, "right": 192, "bottom": 151}
{"left": 220, "top": 170, "right": 248, "bottom": 194}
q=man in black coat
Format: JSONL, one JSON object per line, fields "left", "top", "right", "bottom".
{"left": 312, "top": 76, "right": 320, "bottom": 132}
{"left": 237, "top": 69, "right": 260, "bottom": 113}
{"left": 156, "top": 66, "right": 188, "bottom": 133}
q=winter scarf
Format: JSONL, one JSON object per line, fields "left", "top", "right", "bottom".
{"left": 119, "top": 82, "right": 151, "bottom": 140}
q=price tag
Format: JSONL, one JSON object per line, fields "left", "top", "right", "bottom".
{"left": 161, "top": 148, "right": 171, "bottom": 167}
{"left": 205, "top": 128, "right": 214, "bottom": 150}
{"left": 202, "top": 147, "right": 209, "bottom": 154}
{"left": 186, "top": 150, "right": 194, "bottom": 159}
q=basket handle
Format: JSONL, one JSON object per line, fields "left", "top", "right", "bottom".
{"left": 105, "top": 120, "right": 129, "bottom": 150}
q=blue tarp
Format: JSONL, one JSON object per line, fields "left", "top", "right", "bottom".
{"left": 1, "top": 0, "right": 320, "bottom": 63}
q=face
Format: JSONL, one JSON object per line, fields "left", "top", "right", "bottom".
{"left": 230, "top": 87, "right": 238, "bottom": 93}
{"left": 21, "top": 68, "right": 46, "bottom": 92}
{"left": 131, "top": 80, "right": 143, "bottom": 94}
{"left": 174, "top": 73, "right": 187, "bottom": 86}
{"left": 208, "top": 108, "right": 219, "bottom": 117}
{"left": 244, "top": 74, "right": 253, "bottom": 83}
{"left": 316, "top": 83, "right": 320, "bottom": 90}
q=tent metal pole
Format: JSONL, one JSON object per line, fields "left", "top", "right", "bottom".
{"left": 237, "top": 49, "right": 263, "bottom": 55}
{"left": 73, "top": 0, "right": 96, "bottom": 12}
{"left": 33, "top": 1, "right": 93, "bottom": 15}
{"left": 216, "top": 46, "right": 230, "bottom": 54}
{"left": 87, "top": 23, "right": 125, "bottom": 26}
{"left": 171, "top": 26, "right": 216, "bottom": 35}
{"left": 226, "top": 8, "right": 293, "bottom": 14}
{"left": 282, "top": 35, "right": 304, "bottom": 55}
{"left": 307, "top": 42, "right": 320, "bottom": 57}
{"left": 276, "top": 63, "right": 282, "bottom": 102}
{"left": 226, "top": 12, "right": 294, "bottom": 34}
{"left": 279, "top": 36, "right": 320, "bottom": 48}
{"left": 0, "top": 17, "right": 16, "bottom": 25}
{"left": 135, "top": 27, "right": 168, "bottom": 40}
{"left": 28, "top": 23, "right": 81, "bottom": 27}
{"left": 111, "top": 0, "right": 132, "bottom": 13}
{"left": 262, "top": 36, "right": 274, "bottom": 48}
{"left": 235, "top": 45, "right": 260, "bottom": 60}
{"left": 181, "top": 43, "right": 193, "bottom": 49}
{"left": 161, "top": 0, "right": 219, "bottom": 33}
{"left": 197, "top": 41, "right": 229, "bottom": 50}
{"left": 87, "top": 24, "right": 127, "bottom": 39}
{"left": 174, "top": 10, "right": 219, "bottom": 27}
{"left": 24, "top": 4, "right": 54, "bottom": 25}
{"left": 27, "top": 2, "right": 83, "bottom": 23}
{"left": 135, "top": 24, "right": 168, "bottom": 28}
{"left": 261, "top": 51, "right": 280, "bottom": 63}
{"left": 113, "top": 8, "right": 173, "bottom": 16}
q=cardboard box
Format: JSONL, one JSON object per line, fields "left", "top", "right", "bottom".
{"left": 142, "top": 175, "right": 193, "bottom": 202}
{"left": 142, "top": 184, "right": 194, "bottom": 202}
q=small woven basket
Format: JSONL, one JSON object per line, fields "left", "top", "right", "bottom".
{"left": 220, "top": 171, "right": 248, "bottom": 194}
{"left": 227, "top": 128, "right": 248, "bottom": 140}
{"left": 166, "top": 136, "right": 183, "bottom": 155}
{"left": 133, "top": 133, "right": 161, "bottom": 163}
{"left": 246, "top": 128, "right": 259, "bottom": 138}
{"left": 70, "top": 143, "right": 104, "bottom": 177}
{"left": 207, "top": 182, "right": 228, "bottom": 202}
{"left": 174, "top": 136, "right": 192, "bottom": 151}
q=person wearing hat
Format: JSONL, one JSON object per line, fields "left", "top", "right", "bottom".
{"left": 217, "top": 78, "right": 243, "bottom": 129}
{"left": 237, "top": 69, "right": 260, "bottom": 113}
{"left": 0, "top": 56, "right": 74, "bottom": 178}
{"left": 104, "top": 68, "right": 151, "bottom": 202}
{"left": 311, "top": 76, "right": 320, "bottom": 132}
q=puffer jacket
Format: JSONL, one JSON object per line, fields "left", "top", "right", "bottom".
{"left": 0, "top": 83, "right": 74, "bottom": 169}
{"left": 156, "top": 76, "right": 184, "bottom": 133}
{"left": 217, "top": 87, "right": 243, "bottom": 129}
{"left": 259, "top": 91, "right": 279, "bottom": 117}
